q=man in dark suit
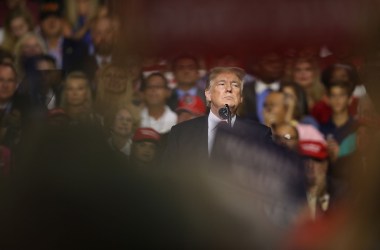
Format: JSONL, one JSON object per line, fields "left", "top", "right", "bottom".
{"left": 163, "top": 67, "right": 272, "bottom": 168}
{"left": 83, "top": 16, "right": 117, "bottom": 86}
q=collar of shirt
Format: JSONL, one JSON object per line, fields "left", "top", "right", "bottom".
{"left": 255, "top": 80, "right": 280, "bottom": 94}
{"left": 96, "top": 55, "right": 112, "bottom": 67}
{"left": 176, "top": 87, "right": 198, "bottom": 99}
{"left": 208, "top": 110, "right": 237, "bottom": 131}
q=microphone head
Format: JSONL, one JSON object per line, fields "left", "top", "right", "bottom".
{"left": 218, "top": 104, "right": 230, "bottom": 119}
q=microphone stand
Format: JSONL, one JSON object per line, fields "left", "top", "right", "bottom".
{"left": 218, "top": 104, "right": 232, "bottom": 127}
{"left": 226, "top": 104, "right": 232, "bottom": 127}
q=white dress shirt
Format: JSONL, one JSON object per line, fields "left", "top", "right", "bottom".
{"left": 140, "top": 106, "right": 178, "bottom": 134}
{"left": 255, "top": 79, "right": 280, "bottom": 94}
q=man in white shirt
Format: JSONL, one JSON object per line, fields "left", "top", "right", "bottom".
{"left": 140, "top": 72, "right": 177, "bottom": 134}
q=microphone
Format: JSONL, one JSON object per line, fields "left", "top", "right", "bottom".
{"left": 218, "top": 104, "right": 232, "bottom": 127}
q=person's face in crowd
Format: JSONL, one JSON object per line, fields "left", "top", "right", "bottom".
{"left": 37, "top": 59, "right": 60, "bottom": 89}
{"left": 133, "top": 141, "right": 157, "bottom": 163}
{"left": 263, "top": 92, "right": 287, "bottom": 126}
{"left": 274, "top": 124, "right": 299, "bottom": 150}
{"left": 92, "top": 18, "right": 114, "bottom": 56}
{"left": 331, "top": 68, "right": 349, "bottom": 82}
{"left": 205, "top": 71, "right": 242, "bottom": 116}
{"left": 41, "top": 16, "right": 63, "bottom": 38}
{"left": 0, "top": 66, "right": 17, "bottom": 104}
{"left": 10, "top": 16, "right": 29, "bottom": 39}
{"left": 143, "top": 75, "right": 170, "bottom": 107}
{"left": 6, "top": 0, "right": 25, "bottom": 9}
{"left": 293, "top": 61, "right": 315, "bottom": 89}
{"left": 177, "top": 111, "right": 197, "bottom": 124}
{"left": 328, "top": 86, "right": 351, "bottom": 114}
{"left": 113, "top": 108, "right": 133, "bottom": 137}
{"left": 36, "top": 60, "right": 55, "bottom": 71}
{"left": 304, "top": 158, "right": 328, "bottom": 187}
{"left": 77, "top": 0, "right": 92, "bottom": 16}
{"left": 21, "top": 36, "right": 43, "bottom": 57}
{"left": 256, "top": 53, "right": 284, "bottom": 83}
{"left": 65, "top": 78, "right": 88, "bottom": 107}
{"left": 173, "top": 58, "right": 199, "bottom": 88}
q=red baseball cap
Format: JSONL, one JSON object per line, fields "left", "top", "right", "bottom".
{"left": 299, "top": 140, "right": 328, "bottom": 160}
{"left": 132, "top": 128, "right": 161, "bottom": 143}
{"left": 176, "top": 96, "right": 206, "bottom": 116}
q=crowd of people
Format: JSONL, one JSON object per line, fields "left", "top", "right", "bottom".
{"left": 1, "top": 0, "right": 380, "bottom": 248}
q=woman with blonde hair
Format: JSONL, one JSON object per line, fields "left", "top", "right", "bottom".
{"left": 1, "top": 8, "right": 35, "bottom": 52}
{"left": 107, "top": 104, "right": 140, "bottom": 157}
{"left": 13, "top": 32, "right": 47, "bottom": 77}
{"left": 292, "top": 57, "right": 325, "bottom": 111}
{"left": 61, "top": 71, "right": 101, "bottom": 125}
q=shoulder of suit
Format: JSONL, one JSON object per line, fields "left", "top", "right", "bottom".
{"left": 237, "top": 116, "right": 270, "bottom": 131}
{"left": 171, "top": 116, "right": 207, "bottom": 131}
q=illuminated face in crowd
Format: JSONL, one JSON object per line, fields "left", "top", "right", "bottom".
{"left": 293, "top": 61, "right": 316, "bottom": 89}
{"left": 143, "top": 75, "right": 170, "bottom": 107}
{"left": 65, "top": 78, "right": 88, "bottom": 107}
{"left": 173, "top": 58, "right": 199, "bottom": 88}
{"left": 205, "top": 71, "right": 243, "bottom": 116}
{"left": 328, "top": 86, "right": 351, "bottom": 114}
{"left": 113, "top": 108, "right": 133, "bottom": 137}
{"left": 10, "top": 16, "right": 29, "bottom": 38}
{"left": 263, "top": 92, "right": 287, "bottom": 126}
{"left": 20, "top": 35, "right": 44, "bottom": 57}
{"left": 133, "top": 141, "right": 157, "bottom": 163}
{"left": 92, "top": 17, "right": 114, "bottom": 56}
{"left": 0, "top": 65, "right": 17, "bottom": 103}
{"left": 40, "top": 16, "right": 63, "bottom": 38}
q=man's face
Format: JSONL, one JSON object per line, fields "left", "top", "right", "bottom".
{"left": 293, "top": 61, "right": 315, "bottom": 88}
{"left": 263, "top": 92, "right": 287, "bottom": 126}
{"left": 65, "top": 78, "right": 88, "bottom": 107}
{"left": 173, "top": 58, "right": 199, "bottom": 88}
{"left": 257, "top": 53, "right": 283, "bottom": 83}
{"left": 143, "top": 75, "right": 169, "bottom": 107}
{"left": 10, "top": 16, "right": 29, "bottom": 38}
{"left": 133, "top": 141, "right": 157, "bottom": 163}
{"left": 21, "top": 36, "right": 43, "bottom": 57}
{"left": 205, "top": 72, "right": 242, "bottom": 116}
{"left": 92, "top": 18, "right": 114, "bottom": 56}
{"left": 41, "top": 16, "right": 63, "bottom": 38}
{"left": 328, "top": 86, "right": 350, "bottom": 113}
{"left": 0, "top": 66, "right": 17, "bottom": 103}
{"left": 113, "top": 108, "right": 133, "bottom": 137}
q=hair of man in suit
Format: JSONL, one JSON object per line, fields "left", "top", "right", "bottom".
{"left": 205, "top": 67, "right": 245, "bottom": 115}
{"left": 207, "top": 67, "right": 245, "bottom": 91}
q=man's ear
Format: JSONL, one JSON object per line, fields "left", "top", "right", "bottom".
{"left": 205, "top": 89, "right": 211, "bottom": 102}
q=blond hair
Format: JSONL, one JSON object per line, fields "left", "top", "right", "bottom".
{"left": 61, "top": 71, "right": 93, "bottom": 111}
